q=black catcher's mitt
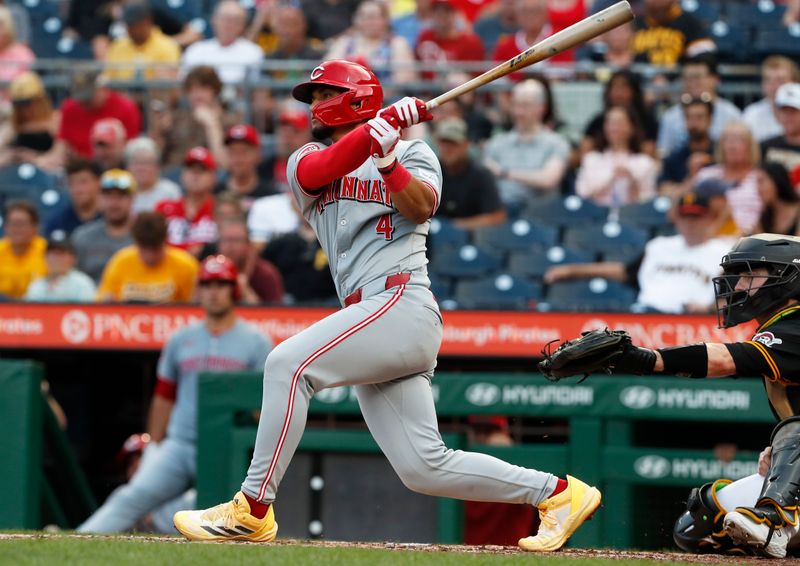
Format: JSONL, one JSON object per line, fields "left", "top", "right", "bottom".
{"left": 538, "top": 328, "right": 634, "bottom": 382}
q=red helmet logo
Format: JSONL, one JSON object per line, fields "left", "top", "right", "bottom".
{"left": 198, "top": 254, "right": 241, "bottom": 300}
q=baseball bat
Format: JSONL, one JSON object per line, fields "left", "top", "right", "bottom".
{"left": 425, "top": 0, "right": 634, "bottom": 110}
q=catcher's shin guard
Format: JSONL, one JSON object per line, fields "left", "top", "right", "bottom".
{"left": 758, "top": 417, "right": 800, "bottom": 515}
{"left": 723, "top": 417, "right": 800, "bottom": 557}
{"left": 673, "top": 479, "right": 749, "bottom": 555}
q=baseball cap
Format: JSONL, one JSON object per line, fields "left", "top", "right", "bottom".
{"left": 467, "top": 415, "right": 510, "bottom": 432}
{"left": 10, "top": 72, "right": 45, "bottom": 103}
{"left": 71, "top": 69, "right": 102, "bottom": 103}
{"left": 47, "top": 233, "right": 75, "bottom": 254}
{"left": 775, "top": 83, "right": 800, "bottom": 110}
{"left": 224, "top": 124, "right": 260, "bottom": 147}
{"left": 184, "top": 146, "right": 217, "bottom": 170}
{"left": 278, "top": 109, "right": 311, "bottom": 131}
{"left": 693, "top": 177, "right": 730, "bottom": 199}
{"left": 91, "top": 118, "right": 127, "bottom": 146}
{"left": 123, "top": 2, "right": 152, "bottom": 24}
{"left": 101, "top": 168, "right": 137, "bottom": 193}
{"left": 435, "top": 117, "right": 468, "bottom": 143}
{"left": 676, "top": 192, "right": 711, "bottom": 216}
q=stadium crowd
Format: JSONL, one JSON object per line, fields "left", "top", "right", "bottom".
{"left": 0, "top": 0, "right": 799, "bottom": 313}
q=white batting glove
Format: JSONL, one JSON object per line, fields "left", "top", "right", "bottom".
{"left": 378, "top": 97, "right": 433, "bottom": 129}
{"left": 366, "top": 116, "right": 400, "bottom": 168}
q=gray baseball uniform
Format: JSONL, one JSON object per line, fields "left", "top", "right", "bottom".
{"left": 241, "top": 139, "right": 557, "bottom": 507}
{"left": 79, "top": 320, "right": 271, "bottom": 533}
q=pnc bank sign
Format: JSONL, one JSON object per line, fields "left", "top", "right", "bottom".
{"left": 60, "top": 309, "right": 201, "bottom": 346}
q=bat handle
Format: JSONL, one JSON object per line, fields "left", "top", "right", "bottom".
{"left": 425, "top": 100, "right": 439, "bottom": 111}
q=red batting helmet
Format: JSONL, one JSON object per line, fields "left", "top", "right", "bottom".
{"left": 199, "top": 254, "right": 241, "bottom": 300}
{"left": 292, "top": 60, "right": 383, "bottom": 128}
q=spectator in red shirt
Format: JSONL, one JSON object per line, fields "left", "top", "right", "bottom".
{"left": 38, "top": 70, "right": 141, "bottom": 172}
{"left": 415, "top": 0, "right": 484, "bottom": 76}
{"left": 217, "top": 217, "right": 284, "bottom": 304}
{"left": 156, "top": 147, "right": 218, "bottom": 257}
{"left": 494, "top": 0, "right": 573, "bottom": 75}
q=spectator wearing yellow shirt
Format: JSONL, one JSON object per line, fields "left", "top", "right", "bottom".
{"left": 105, "top": 2, "right": 181, "bottom": 81}
{"left": 98, "top": 211, "right": 199, "bottom": 303}
{"left": 0, "top": 200, "right": 47, "bottom": 299}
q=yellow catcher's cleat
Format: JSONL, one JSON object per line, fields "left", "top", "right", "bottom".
{"left": 173, "top": 491, "right": 278, "bottom": 542}
{"left": 518, "top": 475, "right": 602, "bottom": 552}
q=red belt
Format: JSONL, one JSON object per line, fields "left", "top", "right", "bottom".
{"left": 344, "top": 273, "right": 411, "bottom": 307}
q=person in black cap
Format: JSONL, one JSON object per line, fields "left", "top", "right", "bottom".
{"left": 24, "top": 236, "right": 96, "bottom": 302}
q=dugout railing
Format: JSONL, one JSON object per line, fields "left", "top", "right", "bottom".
{"left": 196, "top": 372, "right": 774, "bottom": 549}
{"left": 0, "top": 360, "right": 97, "bottom": 530}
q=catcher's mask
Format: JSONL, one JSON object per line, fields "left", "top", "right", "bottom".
{"left": 713, "top": 234, "right": 800, "bottom": 328}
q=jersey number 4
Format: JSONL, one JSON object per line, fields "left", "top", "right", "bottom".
{"left": 375, "top": 214, "right": 394, "bottom": 241}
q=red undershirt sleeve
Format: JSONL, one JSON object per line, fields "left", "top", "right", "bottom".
{"left": 154, "top": 377, "right": 177, "bottom": 401}
{"left": 296, "top": 126, "right": 373, "bottom": 192}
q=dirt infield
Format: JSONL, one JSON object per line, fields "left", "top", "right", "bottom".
{"left": 0, "top": 533, "right": 788, "bottom": 563}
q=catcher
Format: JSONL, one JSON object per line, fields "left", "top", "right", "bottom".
{"left": 540, "top": 233, "right": 800, "bottom": 558}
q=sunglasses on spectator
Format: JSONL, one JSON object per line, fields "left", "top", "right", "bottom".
{"left": 101, "top": 177, "right": 134, "bottom": 190}
{"left": 681, "top": 92, "right": 713, "bottom": 105}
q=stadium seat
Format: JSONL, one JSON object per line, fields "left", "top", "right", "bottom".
{"left": 30, "top": 17, "right": 63, "bottom": 59}
{"left": 0, "top": 164, "right": 58, "bottom": 194}
{"left": 680, "top": 0, "right": 720, "bottom": 25}
{"left": 524, "top": 195, "right": 609, "bottom": 228}
{"left": 54, "top": 36, "right": 94, "bottom": 60}
{"left": 562, "top": 221, "right": 649, "bottom": 258}
{"left": 0, "top": 164, "right": 62, "bottom": 232}
{"left": 542, "top": 278, "right": 637, "bottom": 312}
{"left": 709, "top": 21, "right": 752, "bottom": 63}
{"left": 473, "top": 219, "right": 557, "bottom": 254}
{"left": 508, "top": 246, "right": 595, "bottom": 279}
{"left": 454, "top": 274, "right": 542, "bottom": 310}
{"left": 428, "top": 244, "right": 501, "bottom": 279}
{"left": 22, "top": 0, "right": 60, "bottom": 25}
{"left": 428, "top": 273, "right": 452, "bottom": 302}
{"left": 754, "top": 27, "right": 800, "bottom": 59}
{"left": 151, "top": 0, "right": 203, "bottom": 23}
{"left": 617, "top": 196, "right": 672, "bottom": 232}
{"left": 428, "top": 217, "right": 469, "bottom": 250}
{"left": 726, "top": 2, "right": 786, "bottom": 32}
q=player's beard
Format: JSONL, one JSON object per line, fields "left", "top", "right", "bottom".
{"left": 207, "top": 302, "right": 234, "bottom": 320}
{"left": 311, "top": 124, "right": 334, "bottom": 141}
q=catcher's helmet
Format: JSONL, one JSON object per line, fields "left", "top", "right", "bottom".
{"left": 199, "top": 254, "right": 241, "bottom": 300}
{"left": 713, "top": 234, "right": 800, "bottom": 328}
{"left": 291, "top": 60, "right": 383, "bottom": 128}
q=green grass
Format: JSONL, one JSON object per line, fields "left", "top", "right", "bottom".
{"left": 0, "top": 537, "right": 697, "bottom": 566}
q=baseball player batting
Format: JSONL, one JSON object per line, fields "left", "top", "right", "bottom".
{"left": 78, "top": 255, "right": 272, "bottom": 533}
{"left": 174, "top": 61, "right": 601, "bottom": 551}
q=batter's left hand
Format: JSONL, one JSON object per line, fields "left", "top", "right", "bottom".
{"left": 366, "top": 116, "right": 401, "bottom": 160}
{"left": 378, "top": 97, "right": 433, "bottom": 128}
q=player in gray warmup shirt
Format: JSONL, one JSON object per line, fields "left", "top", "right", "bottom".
{"left": 78, "top": 255, "right": 272, "bottom": 533}
{"left": 174, "top": 60, "right": 601, "bottom": 552}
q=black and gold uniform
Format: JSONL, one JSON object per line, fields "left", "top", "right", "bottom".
{"left": 632, "top": 3, "right": 716, "bottom": 66}
{"left": 726, "top": 305, "right": 800, "bottom": 420}
{"left": 672, "top": 234, "right": 800, "bottom": 557}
